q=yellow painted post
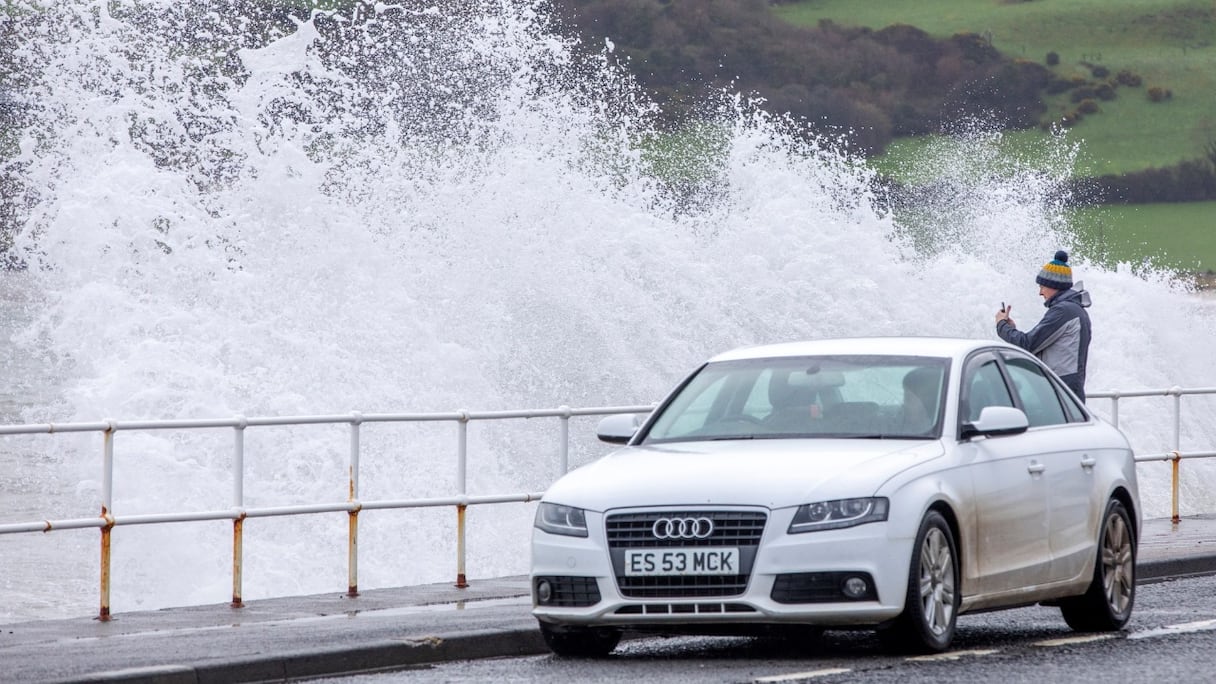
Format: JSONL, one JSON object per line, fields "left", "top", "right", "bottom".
{"left": 456, "top": 503, "right": 468, "bottom": 588}
{"left": 99, "top": 424, "right": 115, "bottom": 622}
{"left": 348, "top": 415, "right": 362, "bottom": 598}
{"left": 99, "top": 519, "right": 112, "bottom": 622}
{"left": 348, "top": 508, "right": 360, "bottom": 598}
{"left": 232, "top": 516, "right": 245, "bottom": 607}
{"left": 1171, "top": 452, "right": 1181, "bottom": 525}
{"left": 232, "top": 420, "right": 246, "bottom": 608}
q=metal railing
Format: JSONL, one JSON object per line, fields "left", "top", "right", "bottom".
{"left": 1, "top": 387, "right": 1215, "bottom": 621}
{"left": 0, "top": 404, "right": 653, "bottom": 620}
{"left": 1090, "top": 386, "right": 1216, "bottom": 525}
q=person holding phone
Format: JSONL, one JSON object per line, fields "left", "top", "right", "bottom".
{"left": 995, "top": 250, "right": 1092, "bottom": 402}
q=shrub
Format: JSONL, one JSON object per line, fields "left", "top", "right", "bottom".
{"left": 1096, "top": 83, "right": 1116, "bottom": 100}
{"left": 1046, "top": 77, "right": 1073, "bottom": 94}
{"left": 1046, "top": 51, "right": 1059, "bottom": 66}
{"left": 1070, "top": 85, "right": 1098, "bottom": 102}
{"left": 1148, "top": 86, "right": 1173, "bottom": 102}
{"left": 1091, "top": 65, "right": 1110, "bottom": 78}
{"left": 1117, "top": 70, "right": 1142, "bottom": 87}
{"left": 1077, "top": 98, "right": 1100, "bottom": 114}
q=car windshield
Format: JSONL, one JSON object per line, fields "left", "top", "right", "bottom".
{"left": 643, "top": 355, "right": 950, "bottom": 443}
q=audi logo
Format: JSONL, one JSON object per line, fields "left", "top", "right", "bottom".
{"left": 652, "top": 517, "right": 715, "bottom": 540}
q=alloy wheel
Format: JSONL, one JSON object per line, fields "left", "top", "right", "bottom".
{"left": 919, "top": 527, "right": 956, "bottom": 636}
{"left": 1101, "top": 509, "right": 1135, "bottom": 616}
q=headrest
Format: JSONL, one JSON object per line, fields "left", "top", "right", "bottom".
{"left": 769, "top": 371, "right": 819, "bottom": 408}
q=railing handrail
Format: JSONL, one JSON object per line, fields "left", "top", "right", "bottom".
{"left": 3, "top": 386, "right": 1216, "bottom": 621}
{"left": 0, "top": 402, "right": 656, "bottom": 620}
{"left": 0, "top": 404, "right": 654, "bottom": 436}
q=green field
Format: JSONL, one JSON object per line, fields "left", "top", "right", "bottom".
{"left": 775, "top": 0, "right": 1216, "bottom": 176}
{"left": 1067, "top": 200, "right": 1216, "bottom": 273}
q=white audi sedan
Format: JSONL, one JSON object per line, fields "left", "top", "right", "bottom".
{"left": 531, "top": 337, "right": 1139, "bottom": 655}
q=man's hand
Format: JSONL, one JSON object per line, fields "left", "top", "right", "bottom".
{"left": 995, "top": 304, "right": 1015, "bottom": 327}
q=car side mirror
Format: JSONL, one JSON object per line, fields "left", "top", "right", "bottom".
{"left": 596, "top": 413, "right": 645, "bottom": 444}
{"left": 961, "top": 406, "right": 1030, "bottom": 439}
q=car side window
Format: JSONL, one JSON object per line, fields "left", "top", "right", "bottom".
{"left": 1003, "top": 357, "right": 1068, "bottom": 427}
{"left": 962, "top": 357, "right": 1014, "bottom": 422}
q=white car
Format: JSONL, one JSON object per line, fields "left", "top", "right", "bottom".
{"left": 531, "top": 337, "right": 1139, "bottom": 655}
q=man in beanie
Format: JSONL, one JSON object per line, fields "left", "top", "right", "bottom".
{"left": 995, "top": 250, "right": 1092, "bottom": 401}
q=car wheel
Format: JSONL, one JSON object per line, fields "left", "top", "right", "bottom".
{"left": 538, "top": 621, "right": 621, "bottom": 657}
{"left": 881, "top": 510, "right": 959, "bottom": 654}
{"left": 1060, "top": 498, "right": 1136, "bottom": 632}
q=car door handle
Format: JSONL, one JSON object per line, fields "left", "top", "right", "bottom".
{"left": 1081, "top": 456, "right": 1096, "bottom": 469}
{"left": 1027, "top": 462, "right": 1046, "bottom": 475}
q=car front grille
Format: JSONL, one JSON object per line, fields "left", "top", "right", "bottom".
{"left": 606, "top": 510, "right": 767, "bottom": 598}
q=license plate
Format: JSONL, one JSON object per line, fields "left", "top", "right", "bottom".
{"left": 624, "top": 548, "right": 740, "bottom": 576}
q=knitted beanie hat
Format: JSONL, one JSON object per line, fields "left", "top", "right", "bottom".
{"left": 1036, "top": 250, "right": 1073, "bottom": 290}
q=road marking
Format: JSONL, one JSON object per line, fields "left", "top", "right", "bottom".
{"left": 906, "top": 648, "right": 998, "bottom": 662}
{"left": 1034, "top": 634, "right": 1117, "bottom": 647}
{"left": 754, "top": 668, "right": 852, "bottom": 682}
{"left": 1129, "top": 618, "right": 1216, "bottom": 640}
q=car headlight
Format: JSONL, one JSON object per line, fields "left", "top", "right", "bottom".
{"left": 788, "top": 497, "right": 889, "bottom": 533}
{"left": 534, "top": 502, "right": 589, "bottom": 538}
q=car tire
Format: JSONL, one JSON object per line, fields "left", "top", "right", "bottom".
{"left": 538, "top": 621, "right": 621, "bottom": 657}
{"left": 881, "top": 510, "right": 959, "bottom": 654}
{"left": 1060, "top": 498, "right": 1136, "bottom": 632}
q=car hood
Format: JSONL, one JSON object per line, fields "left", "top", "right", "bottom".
{"left": 544, "top": 439, "right": 944, "bottom": 512}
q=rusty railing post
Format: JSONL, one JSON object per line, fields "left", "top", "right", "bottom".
{"left": 455, "top": 410, "right": 469, "bottom": 588}
{"left": 98, "top": 421, "right": 116, "bottom": 622}
{"left": 1171, "top": 451, "right": 1182, "bottom": 525}
{"left": 348, "top": 412, "right": 362, "bottom": 598}
{"left": 232, "top": 417, "right": 246, "bottom": 608}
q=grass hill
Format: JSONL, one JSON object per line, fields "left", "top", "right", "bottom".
{"left": 773, "top": 0, "right": 1215, "bottom": 275}
{"left": 774, "top": 0, "right": 1214, "bottom": 177}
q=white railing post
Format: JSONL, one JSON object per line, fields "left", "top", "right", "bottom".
{"left": 1171, "top": 386, "right": 1182, "bottom": 451}
{"left": 348, "top": 412, "right": 362, "bottom": 597}
{"left": 559, "top": 405, "right": 571, "bottom": 475}
{"left": 455, "top": 410, "right": 469, "bottom": 588}
{"left": 99, "top": 421, "right": 116, "bottom": 622}
{"left": 232, "top": 417, "right": 246, "bottom": 608}
{"left": 1109, "top": 393, "right": 1119, "bottom": 428}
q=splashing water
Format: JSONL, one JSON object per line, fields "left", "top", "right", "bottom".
{"left": 2, "top": 0, "right": 1215, "bottom": 623}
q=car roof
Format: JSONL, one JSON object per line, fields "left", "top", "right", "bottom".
{"left": 708, "top": 337, "right": 1020, "bottom": 363}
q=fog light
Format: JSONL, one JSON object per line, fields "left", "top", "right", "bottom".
{"left": 536, "top": 579, "right": 553, "bottom": 604}
{"left": 842, "top": 576, "right": 869, "bottom": 599}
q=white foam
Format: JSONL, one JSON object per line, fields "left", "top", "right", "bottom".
{"left": 2, "top": 0, "right": 1214, "bottom": 623}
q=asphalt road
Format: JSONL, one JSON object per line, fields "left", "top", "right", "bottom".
{"left": 1, "top": 515, "right": 1213, "bottom": 683}
{"left": 316, "top": 572, "right": 1216, "bottom": 684}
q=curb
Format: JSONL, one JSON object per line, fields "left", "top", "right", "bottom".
{"left": 71, "top": 627, "right": 547, "bottom": 684}
{"left": 59, "top": 554, "right": 1216, "bottom": 684}
{"left": 1137, "top": 554, "right": 1216, "bottom": 583}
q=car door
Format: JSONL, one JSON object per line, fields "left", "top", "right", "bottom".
{"left": 1000, "top": 352, "right": 1097, "bottom": 583}
{"left": 957, "top": 352, "right": 1052, "bottom": 595}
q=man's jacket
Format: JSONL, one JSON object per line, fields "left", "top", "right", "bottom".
{"left": 996, "top": 286, "right": 1091, "bottom": 401}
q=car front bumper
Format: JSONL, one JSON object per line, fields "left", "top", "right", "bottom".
{"left": 531, "top": 507, "right": 916, "bottom": 629}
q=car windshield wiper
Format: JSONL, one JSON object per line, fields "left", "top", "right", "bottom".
{"left": 708, "top": 434, "right": 756, "bottom": 441}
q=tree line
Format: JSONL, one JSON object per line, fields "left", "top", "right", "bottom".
{"left": 553, "top": 0, "right": 1216, "bottom": 203}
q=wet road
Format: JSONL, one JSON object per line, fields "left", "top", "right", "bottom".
{"left": 314, "top": 573, "right": 1216, "bottom": 684}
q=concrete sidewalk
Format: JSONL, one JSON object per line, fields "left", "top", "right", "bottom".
{"left": 3, "top": 515, "right": 1214, "bottom": 684}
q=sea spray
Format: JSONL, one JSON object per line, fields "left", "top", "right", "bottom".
{"left": 2, "top": 0, "right": 1215, "bottom": 622}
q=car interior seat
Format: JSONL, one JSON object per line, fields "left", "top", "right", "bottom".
{"left": 766, "top": 371, "right": 821, "bottom": 432}
{"left": 900, "top": 367, "right": 941, "bottom": 436}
